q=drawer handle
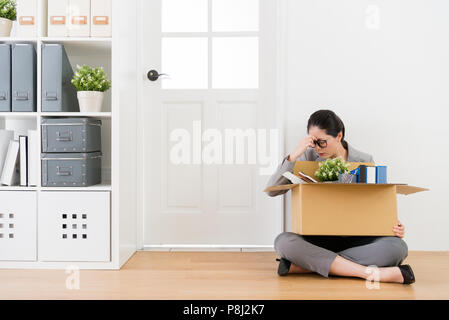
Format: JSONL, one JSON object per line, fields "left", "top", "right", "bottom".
{"left": 14, "top": 91, "right": 29, "bottom": 101}
{"left": 56, "top": 130, "right": 73, "bottom": 141}
{"left": 44, "top": 91, "right": 58, "bottom": 101}
{"left": 56, "top": 166, "right": 72, "bottom": 176}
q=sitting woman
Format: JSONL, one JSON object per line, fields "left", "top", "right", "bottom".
{"left": 267, "top": 109, "right": 415, "bottom": 284}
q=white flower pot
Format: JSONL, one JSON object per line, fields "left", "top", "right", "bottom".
{"left": 77, "top": 91, "right": 104, "bottom": 112}
{"left": 0, "top": 17, "right": 13, "bottom": 37}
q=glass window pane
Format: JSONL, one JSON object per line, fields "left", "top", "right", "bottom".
{"left": 162, "top": 38, "right": 208, "bottom": 89}
{"left": 162, "top": 0, "right": 208, "bottom": 32}
{"left": 212, "top": 37, "right": 259, "bottom": 89}
{"left": 212, "top": 0, "right": 259, "bottom": 32}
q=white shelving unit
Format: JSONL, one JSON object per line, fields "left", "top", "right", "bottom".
{"left": 0, "top": 0, "right": 138, "bottom": 269}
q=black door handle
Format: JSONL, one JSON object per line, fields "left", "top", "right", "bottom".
{"left": 147, "top": 69, "right": 169, "bottom": 81}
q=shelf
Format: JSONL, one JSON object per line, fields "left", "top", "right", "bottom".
{"left": 0, "top": 112, "right": 38, "bottom": 119}
{"left": 0, "top": 37, "right": 111, "bottom": 52}
{"left": 40, "top": 181, "right": 112, "bottom": 191}
{"left": 41, "top": 37, "right": 112, "bottom": 51}
{"left": 0, "top": 186, "right": 38, "bottom": 191}
{"left": 41, "top": 112, "right": 112, "bottom": 118}
{"left": 0, "top": 112, "right": 111, "bottom": 118}
{"left": 41, "top": 37, "right": 112, "bottom": 42}
{"left": 0, "top": 37, "right": 38, "bottom": 42}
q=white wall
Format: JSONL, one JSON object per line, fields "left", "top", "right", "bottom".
{"left": 282, "top": 0, "right": 449, "bottom": 250}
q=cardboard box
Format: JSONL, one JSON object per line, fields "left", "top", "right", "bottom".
{"left": 264, "top": 161, "right": 428, "bottom": 236}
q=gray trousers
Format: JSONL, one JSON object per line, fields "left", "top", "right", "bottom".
{"left": 274, "top": 232, "right": 409, "bottom": 278}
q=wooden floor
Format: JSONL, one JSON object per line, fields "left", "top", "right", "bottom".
{"left": 1, "top": 250, "right": 448, "bottom": 299}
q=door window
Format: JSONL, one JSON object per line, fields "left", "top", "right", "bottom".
{"left": 161, "top": 0, "right": 259, "bottom": 89}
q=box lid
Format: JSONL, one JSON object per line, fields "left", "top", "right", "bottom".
{"left": 41, "top": 151, "right": 102, "bottom": 159}
{"left": 41, "top": 117, "right": 102, "bottom": 126}
{"left": 264, "top": 182, "right": 429, "bottom": 195}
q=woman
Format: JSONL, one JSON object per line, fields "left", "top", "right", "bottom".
{"left": 267, "top": 110, "right": 415, "bottom": 284}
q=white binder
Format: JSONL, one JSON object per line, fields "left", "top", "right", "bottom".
{"left": 68, "top": 0, "right": 91, "bottom": 37}
{"left": 0, "top": 130, "right": 14, "bottom": 179}
{"left": 16, "top": 0, "right": 38, "bottom": 37}
{"left": 0, "top": 140, "right": 20, "bottom": 186}
{"left": 48, "top": 0, "right": 69, "bottom": 37}
{"left": 91, "top": 0, "right": 111, "bottom": 37}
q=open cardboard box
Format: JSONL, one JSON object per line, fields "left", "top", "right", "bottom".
{"left": 264, "top": 161, "right": 429, "bottom": 236}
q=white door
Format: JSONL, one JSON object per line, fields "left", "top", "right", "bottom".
{"left": 139, "top": 0, "right": 282, "bottom": 246}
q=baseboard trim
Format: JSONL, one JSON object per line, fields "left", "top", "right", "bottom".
{"left": 142, "top": 245, "right": 275, "bottom": 252}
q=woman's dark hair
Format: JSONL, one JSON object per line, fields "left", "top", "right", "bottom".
{"left": 307, "top": 110, "right": 348, "bottom": 150}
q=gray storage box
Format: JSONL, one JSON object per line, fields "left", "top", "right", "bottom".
{"left": 12, "top": 43, "right": 37, "bottom": 112}
{"left": 41, "top": 44, "right": 79, "bottom": 112}
{"left": 0, "top": 44, "right": 11, "bottom": 112}
{"left": 41, "top": 151, "right": 102, "bottom": 187}
{"left": 41, "top": 117, "right": 102, "bottom": 152}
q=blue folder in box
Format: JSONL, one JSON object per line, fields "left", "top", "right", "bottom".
{"left": 376, "top": 166, "right": 387, "bottom": 184}
{"left": 351, "top": 165, "right": 387, "bottom": 184}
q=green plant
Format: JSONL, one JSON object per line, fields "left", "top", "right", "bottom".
{"left": 315, "top": 157, "right": 350, "bottom": 182}
{"left": 0, "top": 0, "right": 16, "bottom": 21}
{"left": 71, "top": 64, "right": 111, "bottom": 92}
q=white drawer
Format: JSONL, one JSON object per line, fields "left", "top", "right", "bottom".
{"left": 39, "top": 191, "right": 110, "bottom": 262}
{"left": 0, "top": 191, "right": 37, "bottom": 261}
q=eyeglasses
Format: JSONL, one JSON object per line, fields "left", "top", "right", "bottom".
{"left": 312, "top": 139, "right": 327, "bottom": 148}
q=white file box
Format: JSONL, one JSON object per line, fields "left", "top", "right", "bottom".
{"left": 68, "top": 0, "right": 91, "bottom": 37}
{"left": 90, "top": 0, "right": 111, "bottom": 37}
{"left": 48, "top": 0, "right": 69, "bottom": 37}
{"left": 16, "top": 0, "right": 38, "bottom": 37}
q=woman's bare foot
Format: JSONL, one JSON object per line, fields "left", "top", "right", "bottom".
{"left": 288, "top": 263, "right": 313, "bottom": 274}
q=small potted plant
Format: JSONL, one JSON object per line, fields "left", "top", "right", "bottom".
{"left": 315, "top": 157, "right": 350, "bottom": 182}
{"left": 0, "top": 0, "right": 16, "bottom": 37}
{"left": 71, "top": 64, "right": 111, "bottom": 112}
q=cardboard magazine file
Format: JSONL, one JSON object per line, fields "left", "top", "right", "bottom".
{"left": 264, "top": 161, "right": 429, "bottom": 236}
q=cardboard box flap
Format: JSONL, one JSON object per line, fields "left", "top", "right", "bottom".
{"left": 396, "top": 185, "right": 429, "bottom": 195}
{"left": 293, "top": 161, "right": 375, "bottom": 179}
{"left": 264, "top": 182, "right": 429, "bottom": 195}
{"left": 264, "top": 184, "right": 299, "bottom": 193}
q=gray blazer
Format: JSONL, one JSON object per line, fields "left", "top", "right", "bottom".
{"left": 266, "top": 143, "right": 374, "bottom": 197}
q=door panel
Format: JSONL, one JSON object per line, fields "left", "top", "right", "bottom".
{"left": 140, "top": 0, "right": 282, "bottom": 246}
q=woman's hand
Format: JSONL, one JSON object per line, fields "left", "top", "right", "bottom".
{"left": 393, "top": 220, "right": 405, "bottom": 238}
{"left": 288, "top": 135, "right": 317, "bottom": 162}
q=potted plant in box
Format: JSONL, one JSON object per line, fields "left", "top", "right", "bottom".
{"left": 71, "top": 64, "right": 111, "bottom": 112}
{"left": 0, "top": 0, "right": 16, "bottom": 37}
{"left": 315, "top": 156, "right": 350, "bottom": 182}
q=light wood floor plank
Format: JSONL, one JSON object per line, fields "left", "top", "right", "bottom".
{"left": 0, "top": 251, "right": 448, "bottom": 299}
